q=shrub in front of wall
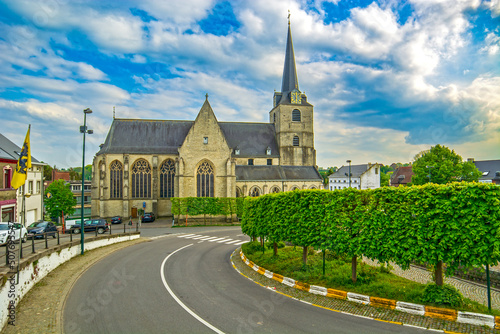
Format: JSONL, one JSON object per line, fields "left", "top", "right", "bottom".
{"left": 422, "top": 284, "right": 464, "bottom": 307}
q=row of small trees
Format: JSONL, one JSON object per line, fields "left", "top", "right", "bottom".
{"left": 241, "top": 183, "right": 500, "bottom": 285}
{"left": 171, "top": 197, "right": 245, "bottom": 224}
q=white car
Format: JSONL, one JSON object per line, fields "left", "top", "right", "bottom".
{"left": 0, "top": 222, "right": 28, "bottom": 245}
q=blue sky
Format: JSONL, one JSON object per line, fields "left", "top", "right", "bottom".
{"left": 0, "top": 0, "right": 498, "bottom": 169}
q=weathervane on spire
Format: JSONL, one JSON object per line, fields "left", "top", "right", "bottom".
{"left": 288, "top": 10, "right": 291, "bottom": 25}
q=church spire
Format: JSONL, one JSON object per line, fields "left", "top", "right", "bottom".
{"left": 281, "top": 16, "right": 299, "bottom": 94}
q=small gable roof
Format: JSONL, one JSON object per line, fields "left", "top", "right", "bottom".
{"left": 391, "top": 166, "right": 414, "bottom": 185}
{"left": 474, "top": 160, "right": 500, "bottom": 182}
{"left": 0, "top": 133, "right": 40, "bottom": 163}
{"left": 330, "top": 164, "right": 379, "bottom": 179}
{"left": 236, "top": 165, "right": 322, "bottom": 181}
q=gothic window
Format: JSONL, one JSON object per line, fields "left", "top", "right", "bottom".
{"left": 292, "top": 109, "right": 301, "bottom": 122}
{"left": 270, "top": 186, "right": 280, "bottom": 193}
{"left": 273, "top": 113, "right": 276, "bottom": 123}
{"left": 110, "top": 160, "right": 123, "bottom": 198}
{"left": 132, "top": 159, "right": 151, "bottom": 198}
{"left": 293, "top": 136, "right": 299, "bottom": 146}
{"left": 197, "top": 161, "right": 214, "bottom": 197}
{"left": 160, "top": 159, "right": 175, "bottom": 198}
{"left": 291, "top": 186, "right": 299, "bottom": 191}
{"left": 309, "top": 186, "right": 317, "bottom": 190}
{"left": 236, "top": 187, "right": 242, "bottom": 198}
{"left": 250, "top": 187, "right": 260, "bottom": 197}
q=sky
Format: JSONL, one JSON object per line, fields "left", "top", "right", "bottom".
{"left": 0, "top": 0, "right": 498, "bottom": 169}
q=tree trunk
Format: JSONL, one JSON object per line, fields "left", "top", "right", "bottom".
{"left": 260, "top": 237, "right": 264, "bottom": 253}
{"left": 435, "top": 260, "right": 444, "bottom": 286}
{"left": 351, "top": 255, "right": 357, "bottom": 283}
{"left": 303, "top": 246, "right": 308, "bottom": 265}
{"left": 273, "top": 242, "right": 278, "bottom": 256}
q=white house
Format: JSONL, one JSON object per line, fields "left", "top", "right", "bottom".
{"left": 328, "top": 163, "right": 381, "bottom": 190}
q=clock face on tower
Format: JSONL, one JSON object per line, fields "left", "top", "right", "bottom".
{"left": 291, "top": 90, "right": 301, "bottom": 104}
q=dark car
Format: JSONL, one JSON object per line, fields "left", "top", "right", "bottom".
{"left": 142, "top": 212, "right": 155, "bottom": 223}
{"left": 72, "top": 219, "right": 109, "bottom": 234}
{"left": 27, "top": 221, "right": 58, "bottom": 239}
{"left": 110, "top": 216, "right": 122, "bottom": 224}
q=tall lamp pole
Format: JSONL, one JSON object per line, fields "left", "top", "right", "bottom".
{"left": 80, "top": 108, "right": 93, "bottom": 255}
{"left": 346, "top": 160, "right": 352, "bottom": 188}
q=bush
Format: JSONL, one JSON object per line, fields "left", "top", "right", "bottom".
{"left": 422, "top": 284, "right": 464, "bottom": 307}
{"left": 242, "top": 241, "right": 264, "bottom": 255}
{"left": 264, "top": 241, "right": 285, "bottom": 250}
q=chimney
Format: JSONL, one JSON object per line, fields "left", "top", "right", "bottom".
{"left": 467, "top": 158, "right": 474, "bottom": 162}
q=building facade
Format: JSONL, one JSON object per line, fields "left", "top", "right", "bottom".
{"left": 91, "top": 22, "right": 323, "bottom": 219}
{"left": 0, "top": 133, "right": 44, "bottom": 225}
{"left": 328, "top": 163, "right": 381, "bottom": 190}
{"left": 472, "top": 159, "right": 500, "bottom": 184}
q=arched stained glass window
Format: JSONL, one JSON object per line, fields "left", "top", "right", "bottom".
{"left": 110, "top": 160, "right": 123, "bottom": 198}
{"left": 132, "top": 159, "right": 151, "bottom": 198}
{"left": 236, "top": 187, "right": 242, "bottom": 198}
{"left": 270, "top": 186, "right": 280, "bottom": 193}
{"left": 250, "top": 187, "right": 260, "bottom": 197}
{"left": 197, "top": 161, "right": 214, "bottom": 197}
{"left": 292, "top": 109, "right": 301, "bottom": 122}
{"left": 160, "top": 159, "right": 175, "bottom": 198}
{"left": 293, "top": 136, "right": 299, "bottom": 146}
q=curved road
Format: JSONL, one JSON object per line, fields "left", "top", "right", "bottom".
{"left": 64, "top": 227, "right": 426, "bottom": 333}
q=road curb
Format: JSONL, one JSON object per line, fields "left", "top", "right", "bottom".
{"left": 239, "top": 250, "right": 499, "bottom": 330}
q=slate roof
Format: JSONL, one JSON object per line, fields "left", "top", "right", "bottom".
{"left": 97, "top": 119, "right": 281, "bottom": 158}
{"left": 330, "top": 164, "right": 374, "bottom": 179}
{"left": 474, "top": 160, "right": 500, "bottom": 182}
{"left": 219, "top": 122, "right": 279, "bottom": 157}
{"left": 96, "top": 119, "right": 194, "bottom": 155}
{"left": 236, "top": 165, "right": 322, "bottom": 181}
{"left": 0, "top": 133, "right": 40, "bottom": 163}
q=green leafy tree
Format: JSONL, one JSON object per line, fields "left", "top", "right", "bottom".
{"left": 42, "top": 163, "right": 54, "bottom": 181}
{"left": 45, "top": 180, "right": 76, "bottom": 220}
{"left": 412, "top": 145, "right": 481, "bottom": 185}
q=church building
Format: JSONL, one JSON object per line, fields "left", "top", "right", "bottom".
{"left": 91, "top": 22, "right": 323, "bottom": 219}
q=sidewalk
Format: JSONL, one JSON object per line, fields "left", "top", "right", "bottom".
{"left": 363, "top": 258, "right": 500, "bottom": 310}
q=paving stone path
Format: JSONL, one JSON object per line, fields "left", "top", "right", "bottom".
{"left": 363, "top": 257, "right": 500, "bottom": 310}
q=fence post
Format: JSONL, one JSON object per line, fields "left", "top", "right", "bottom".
{"left": 45, "top": 233, "right": 48, "bottom": 249}
{"left": 20, "top": 241, "right": 23, "bottom": 259}
{"left": 70, "top": 229, "right": 73, "bottom": 242}
{"left": 5, "top": 245, "right": 8, "bottom": 266}
{"left": 31, "top": 235, "right": 35, "bottom": 253}
{"left": 57, "top": 231, "right": 60, "bottom": 245}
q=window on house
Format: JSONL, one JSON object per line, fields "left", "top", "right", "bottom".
{"left": 160, "top": 159, "right": 175, "bottom": 198}
{"left": 292, "top": 109, "right": 301, "bottom": 122}
{"left": 203, "top": 137, "right": 208, "bottom": 144}
{"left": 110, "top": 160, "right": 123, "bottom": 199}
{"left": 3, "top": 168, "right": 12, "bottom": 189}
{"left": 248, "top": 159, "right": 254, "bottom": 165}
{"left": 197, "top": 161, "right": 214, "bottom": 197}
{"left": 375, "top": 168, "right": 378, "bottom": 174}
{"left": 28, "top": 181, "right": 33, "bottom": 194}
{"left": 293, "top": 136, "right": 299, "bottom": 146}
{"left": 267, "top": 159, "right": 272, "bottom": 166}
{"left": 131, "top": 159, "right": 151, "bottom": 198}
{"left": 36, "top": 181, "right": 40, "bottom": 194}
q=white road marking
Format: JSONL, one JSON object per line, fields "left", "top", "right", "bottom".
{"left": 224, "top": 240, "right": 241, "bottom": 244}
{"left": 176, "top": 234, "right": 196, "bottom": 238}
{"left": 198, "top": 236, "right": 219, "bottom": 241}
{"left": 216, "top": 238, "right": 233, "bottom": 243}
{"left": 160, "top": 244, "right": 225, "bottom": 334}
{"left": 183, "top": 235, "right": 204, "bottom": 239}
{"left": 208, "top": 237, "right": 229, "bottom": 242}
{"left": 233, "top": 241, "right": 247, "bottom": 245}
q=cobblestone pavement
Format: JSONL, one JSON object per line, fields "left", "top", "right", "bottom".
{"left": 362, "top": 257, "right": 500, "bottom": 310}
{"left": 234, "top": 251, "right": 500, "bottom": 334}
{"left": 1, "top": 238, "right": 147, "bottom": 334}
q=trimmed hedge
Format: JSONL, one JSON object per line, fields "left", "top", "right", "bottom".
{"left": 240, "top": 183, "right": 500, "bottom": 283}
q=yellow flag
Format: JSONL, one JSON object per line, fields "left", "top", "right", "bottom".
{"left": 11, "top": 126, "right": 31, "bottom": 190}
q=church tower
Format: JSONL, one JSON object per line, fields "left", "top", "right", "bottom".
{"left": 270, "top": 20, "right": 316, "bottom": 166}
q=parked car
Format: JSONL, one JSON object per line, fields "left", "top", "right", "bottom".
{"left": 27, "top": 221, "right": 58, "bottom": 239}
{"left": 110, "top": 216, "right": 122, "bottom": 224}
{"left": 142, "top": 212, "right": 155, "bottom": 223}
{"left": 0, "top": 222, "right": 28, "bottom": 245}
{"left": 71, "top": 219, "right": 109, "bottom": 234}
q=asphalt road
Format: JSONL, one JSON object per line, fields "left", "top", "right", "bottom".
{"left": 63, "top": 227, "right": 427, "bottom": 334}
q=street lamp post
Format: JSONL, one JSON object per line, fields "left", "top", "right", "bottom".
{"left": 346, "top": 160, "right": 352, "bottom": 188}
{"left": 426, "top": 165, "right": 434, "bottom": 183}
{"left": 80, "top": 108, "right": 93, "bottom": 255}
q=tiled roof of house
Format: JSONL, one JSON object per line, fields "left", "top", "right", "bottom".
{"left": 391, "top": 166, "right": 414, "bottom": 186}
